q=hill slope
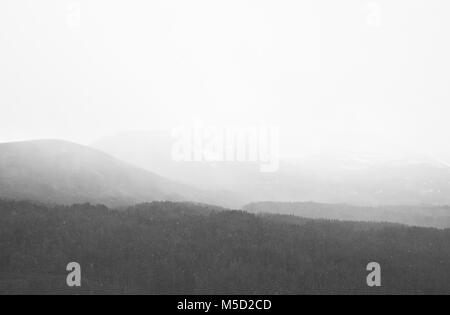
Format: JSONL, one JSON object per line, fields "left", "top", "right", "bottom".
{"left": 244, "top": 201, "right": 450, "bottom": 229}
{"left": 0, "top": 140, "right": 235, "bottom": 207}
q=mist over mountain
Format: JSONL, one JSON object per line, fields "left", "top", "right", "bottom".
{"left": 92, "top": 130, "right": 266, "bottom": 196}
{"left": 0, "top": 140, "right": 240, "bottom": 208}
{"left": 93, "top": 131, "right": 450, "bottom": 207}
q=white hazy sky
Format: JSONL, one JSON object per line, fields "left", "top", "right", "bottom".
{"left": 1, "top": 0, "right": 449, "bottom": 157}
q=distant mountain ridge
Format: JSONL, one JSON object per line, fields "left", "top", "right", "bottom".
{"left": 3, "top": 137, "right": 450, "bottom": 211}
{"left": 0, "top": 140, "right": 240, "bottom": 208}
{"left": 93, "top": 131, "right": 450, "bottom": 207}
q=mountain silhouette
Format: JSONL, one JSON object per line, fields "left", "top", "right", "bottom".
{"left": 0, "top": 140, "right": 238, "bottom": 207}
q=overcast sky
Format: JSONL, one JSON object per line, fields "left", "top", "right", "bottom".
{"left": 1, "top": 0, "right": 449, "bottom": 158}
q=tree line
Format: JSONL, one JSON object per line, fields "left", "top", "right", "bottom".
{"left": 0, "top": 200, "right": 449, "bottom": 294}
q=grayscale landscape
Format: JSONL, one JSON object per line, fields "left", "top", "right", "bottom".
{"left": 1, "top": 0, "right": 449, "bottom": 295}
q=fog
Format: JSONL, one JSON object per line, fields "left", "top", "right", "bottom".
{"left": 1, "top": 0, "right": 450, "bottom": 160}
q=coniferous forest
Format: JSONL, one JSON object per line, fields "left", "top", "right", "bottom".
{"left": 0, "top": 199, "right": 449, "bottom": 295}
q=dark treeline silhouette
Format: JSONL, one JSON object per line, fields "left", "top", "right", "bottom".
{"left": 0, "top": 199, "right": 450, "bottom": 295}
{"left": 244, "top": 201, "right": 450, "bottom": 229}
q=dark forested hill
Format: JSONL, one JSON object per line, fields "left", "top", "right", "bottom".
{"left": 0, "top": 200, "right": 449, "bottom": 294}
